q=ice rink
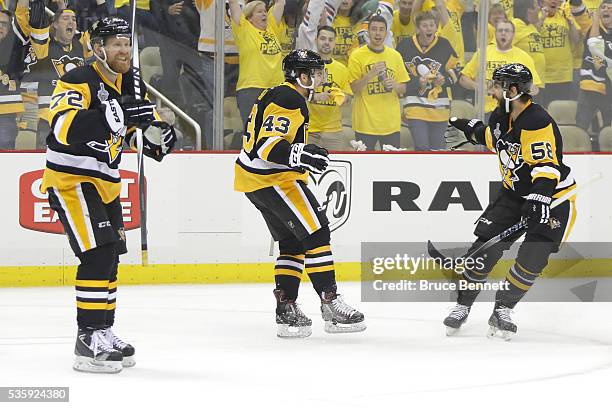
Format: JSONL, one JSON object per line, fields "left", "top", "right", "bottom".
{"left": 1, "top": 282, "right": 612, "bottom": 407}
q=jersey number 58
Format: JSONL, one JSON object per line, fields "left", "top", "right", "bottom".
{"left": 530, "top": 141, "right": 553, "bottom": 161}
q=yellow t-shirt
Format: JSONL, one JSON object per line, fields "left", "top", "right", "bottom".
{"left": 347, "top": 46, "right": 410, "bottom": 135}
{"left": 267, "top": 11, "right": 295, "bottom": 56}
{"left": 391, "top": 10, "right": 415, "bottom": 47}
{"left": 540, "top": 10, "right": 577, "bottom": 84}
{"left": 115, "top": 0, "right": 150, "bottom": 10}
{"left": 309, "top": 59, "right": 352, "bottom": 133}
{"left": 232, "top": 14, "right": 284, "bottom": 90}
{"left": 332, "top": 15, "right": 360, "bottom": 66}
{"left": 512, "top": 18, "right": 546, "bottom": 89}
{"left": 462, "top": 45, "right": 543, "bottom": 112}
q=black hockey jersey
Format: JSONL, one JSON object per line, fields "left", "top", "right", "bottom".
{"left": 16, "top": 6, "right": 91, "bottom": 117}
{"left": 396, "top": 35, "right": 461, "bottom": 122}
{"left": 481, "top": 101, "right": 575, "bottom": 199}
{"left": 41, "top": 62, "right": 151, "bottom": 203}
{"left": 579, "top": 21, "right": 611, "bottom": 96}
{"left": 234, "top": 82, "right": 309, "bottom": 193}
{"left": 0, "top": 8, "right": 28, "bottom": 115}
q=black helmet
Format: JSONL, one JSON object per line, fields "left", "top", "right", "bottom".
{"left": 283, "top": 49, "right": 325, "bottom": 81}
{"left": 492, "top": 63, "right": 533, "bottom": 94}
{"left": 89, "top": 17, "right": 131, "bottom": 44}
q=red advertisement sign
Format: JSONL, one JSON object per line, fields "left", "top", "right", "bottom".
{"left": 19, "top": 170, "right": 142, "bottom": 234}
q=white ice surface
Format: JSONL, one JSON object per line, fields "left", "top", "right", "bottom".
{"left": 1, "top": 283, "right": 611, "bottom": 408}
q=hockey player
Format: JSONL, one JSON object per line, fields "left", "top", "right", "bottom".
{"left": 443, "top": 63, "right": 576, "bottom": 340}
{"left": 40, "top": 17, "right": 177, "bottom": 373}
{"left": 234, "top": 49, "right": 366, "bottom": 338}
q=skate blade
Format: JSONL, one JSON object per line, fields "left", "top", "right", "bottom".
{"left": 324, "top": 321, "right": 367, "bottom": 334}
{"left": 487, "top": 325, "right": 514, "bottom": 341}
{"left": 73, "top": 356, "right": 123, "bottom": 374}
{"left": 122, "top": 356, "right": 136, "bottom": 368}
{"left": 277, "top": 324, "right": 312, "bottom": 338}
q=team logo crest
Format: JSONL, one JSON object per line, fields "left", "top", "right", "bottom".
{"left": 406, "top": 57, "right": 442, "bottom": 98}
{"left": 548, "top": 217, "right": 561, "bottom": 230}
{"left": 309, "top": 160, "right": 352, "bottom": 232}
{"left": 496, "top": 139, "right": 524, "bottom": 190}
{"left": 51, "top": 55, "right": 85, "bottom": 77}
{"left": 86, "top": 135, "right": 123, "bottom": 164}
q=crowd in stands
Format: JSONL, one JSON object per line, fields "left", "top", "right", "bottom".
{"left": 0, "top": 0, "right": 610, "bottom": 151}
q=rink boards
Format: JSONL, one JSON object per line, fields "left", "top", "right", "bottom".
{"left": 0, "top": 151, "right": 610, "bottom": 287}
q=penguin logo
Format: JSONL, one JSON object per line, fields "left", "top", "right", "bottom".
{"left": 309, "top": 160, "right": 352, "bottom": 232}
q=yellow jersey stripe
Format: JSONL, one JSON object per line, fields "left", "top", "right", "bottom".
{"left": 76, "top": 301, "right": 108, "bottom": 310}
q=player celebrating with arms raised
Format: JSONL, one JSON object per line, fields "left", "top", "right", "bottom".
{"left": 40, "top": 17, "right": 177, "bottom": 373}
{"left": 234, "top": 49, "right": 365, "bottom": 338}
{"left": 442, "top": 63, "right": 576, "bottom": 340}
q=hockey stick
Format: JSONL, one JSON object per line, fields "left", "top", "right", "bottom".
{"left": 130, "top": 0, "right": 148, "bottom": 266}
{"left": 427, "top": 172, "right": 603, "bottom": 266}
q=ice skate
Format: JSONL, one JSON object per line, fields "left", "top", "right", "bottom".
{"left": 274, "top": 289, "right": 312, "bottom": 338}
{"left": 320, "top": 288, "right": 366, "bottom": 334}
{"left": 487, "top": 305, "right": 517, "bottom": 341}
{"left": 73, "top": 329, "right": 123, "bottom": 373}
{"left": 443, "top": 304, "right": 470, "bottom": 336}
{"left": 103, "top": 327, "right": 136, "bottom": 368}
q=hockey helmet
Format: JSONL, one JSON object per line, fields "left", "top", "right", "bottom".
{"left": 492, "top": 63, "right": 533, "bottom": 112}
{"left": 492, "top": 63, "right": 533, "bottom": 94}
{"left": 89, "top": 17, "right": 131, "bottom": 44}
{"left": 283, "top": 49, "right": 325, "bottom": 82}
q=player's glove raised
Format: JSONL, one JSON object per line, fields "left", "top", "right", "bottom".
{"left": 119, "top": 95, "right": 156, "bottom": 128}
{"left": 289, "top": 143, "right": 329, "bottom": 174}
{"left": 521, "top": 193, "right": 551, "bottom": 229}
{"left": 142, "top": 121, "right": 177, "bottom": 162}
{"left": 446, "top": 117, "right": 485, "bottom": 150}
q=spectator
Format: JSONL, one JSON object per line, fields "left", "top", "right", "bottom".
{"left": 331, "top": 0, "right": 359, "bottom": 65}
{"left": 397, "top": 11, "right": 460, "bottom": 150}
{"left": 296, "top": 0, "right": 342, "bottom": 51}
{"left": 575, "top": 0, "right": 612, "bottom": 131}
{"left": 16, "top": 0, "right": 92, "bottom": 148}
{"left": 539, "top": 0, "right": 580, "bottom": 106}
{"left": 0, "top": 8, "right": 27, "bottom": 149}
{"left": 460, "top": 19, "right": 542, "bottom": 114}
{"left": 269, "top": 0, "right": 301, "bottom": 55}
{"left": 414, "top": 0, "right": 463, "bottom": 63}
{"left": 487, "top": 3, "right": 507, "bottom": 44}
{"left": 229, "top": 0, "right": 285, "bottom": 126}
{"left": 158, "top": 0, "right": 206, "bottom": 147}
{"left": 309, "top": 25, "right": 352, "bottom": 150}
{"left": 195, "top": 0, "right": 241, "bottom": 148}
{"left": 391, "top": 0, "right": 416, "bottom": 46}
{"left": 347, "top": 14, "right": 409, "bottom": 149}
{"left": 512, "top": 0, "right": 546, "bottom": 101}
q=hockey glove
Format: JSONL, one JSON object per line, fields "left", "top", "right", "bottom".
{"left": 445, "top": 117, "right": 480, "bottom": 149}
{"left": 521, "top": 194, "right": 551, "bottom": 229}
{"left": 119, "top": 95, "right": 156, "bottom": 128}
{"left": 142, "top": 121, "right": 177, "bottom": 162}
{"left": 289, "top": 143, "right": 329, "bottom": 174}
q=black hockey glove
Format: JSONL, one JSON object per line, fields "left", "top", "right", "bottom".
{"left": 142, "top": 121, "right": 177, "bottom": 162}
{"left": 119, "top": 95, "right": 156, "bottom": 128}
{"left": 521, "top": 178, "right": 556, "bottom": 229}
{"left": 521, "top": 194, "right": 551, "bottom": 229}
{"left": 445, "top": 117, "right": 481, "bottom": 149}
{"left": 289, "top": 143, "right": 329, "bottom": 174}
